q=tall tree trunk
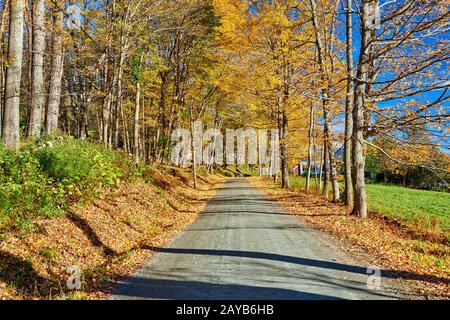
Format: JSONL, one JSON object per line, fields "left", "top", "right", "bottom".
{"left": 352, "top": 0, "right": 373, "bottom": 218}
{"left": 313, "top": 138, "right": 319, "bottom": 192}
{"left": 0, "top": 0, "right": 10, "bottom": 135}
{"left": 102, "top": 73, "right": 112, "bottom": 147}
{"left": 310, "top": 0, "right": 339, "bottom": 202}
{"left": 322, "top": 141, "right": 329, "bottom": 198}
{"left": 102, "top": 0, "right": 115, "bottom": 148}
{"left": 114, "top": 44, "right": 125, "bottom": 148}
{"left": 281, "top": 110, "right": 289, "bottom": 188}
{"left": 323, "top": 102, "right": 340, "bottom": 203}
{"left": 45, "top": 11, "right": 64, "bottom": 134}
{"left": 28, "top": 0, "right": 45, "bottom": 137}
{"left": 156, "top": 73, "right": 168, "bottom": 162}
{"left": 344, "top": 0, "right": 354, "bottom": 206}
{"left": 133, "top": 79, "right": 141, "bottom": 166}
{"left": 279, "top": 59, "right": 290, "bottom": 189}
{"left": 113, "top": 8, "right": 128, "bottom": 149}
{"left": 306, "top": 102, "right": 314, "bottom": 191}
{"left": 141, "top": 96, "right": 146, "bottom": 162}
{"left": 25, "top": 4, "right": 31, "bottom": 124}
{"left": 121, "top": 105, "right": 130, "bottom": 154}
{"left": 319, "top": 145, "right": 324, "bottom": 191}
{"left": 2, "top": 0, "right": 25, "bottom": 149}
{"left": 189, "top": 105, "right": 197, "bottom": 190}
{"left": 328, "top": 142, "right": 341, "bottom": 203}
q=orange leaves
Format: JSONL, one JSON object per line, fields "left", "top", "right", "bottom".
{"left": 252, "top": 177, "right": 450, "bottom": 299}
{"left": 0, "top": 168, "right": 222, "bottom": 300}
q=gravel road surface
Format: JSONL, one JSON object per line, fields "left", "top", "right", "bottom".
{"left": 112, "top": 179, "right": 403, "bottom": 300}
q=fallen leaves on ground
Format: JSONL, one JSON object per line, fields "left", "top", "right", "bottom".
{"left": 0, "top": 167, "right": 224, "bottom": 300}
{"left": 251, "top": 178, "right": 449, "bottom": 300}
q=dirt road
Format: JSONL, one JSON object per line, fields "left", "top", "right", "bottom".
{"left": 112, "top": 179, "right": 403, "bottom": 300}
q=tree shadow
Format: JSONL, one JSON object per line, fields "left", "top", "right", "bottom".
{"left": 240, "top": 259, "right": 402, "bottom": 299}
{"left": 165, "top": 199, "right": 196, "bottom": 213}
{"left": 113, "top": 277, "right": 345, "bottom": 300}
{"left": 207, "top": 197, "right": 276, "bottom": 202}
{"left": 199, "top": 210, "right": 292, "bottom": 217}
{"left": 67, "top": 212, "right": 117, "bottom": 256}
{"left": 185, "top": 224, "right": 308, "bottom": 232}
{"left": 0, "top": 250, "right": 57, "bottom": 298}
{"left": 141, "top": 247, "right": 450, "bottom": 286}
{"left": 293, "top": 213, "right": 350, "bottom": 217}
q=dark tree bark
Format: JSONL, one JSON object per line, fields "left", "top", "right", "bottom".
{"left": 344, "top": 0, "right": 354, "bottom": 206}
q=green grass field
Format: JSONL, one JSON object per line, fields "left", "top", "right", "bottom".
{"left": 289, "top": 175, "right": 449, "bottom": 238}
{"left": 366, "top": 184, "right": 449, "bottom": 233}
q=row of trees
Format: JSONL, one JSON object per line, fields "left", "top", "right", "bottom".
{"left": 0, "top": 0, "right": 449, "bottom": 218}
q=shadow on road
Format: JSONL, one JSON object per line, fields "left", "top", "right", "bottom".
{"left": 114, "top": 277, "right": 344, "bottom": 300}
{"left": 141, "top": 246, "right": 450, "bottom": 286}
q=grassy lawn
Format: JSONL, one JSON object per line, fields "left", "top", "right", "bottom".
{"left": 366, "top": 184, "right": 449, "bottom": 234}
{"left": 289, "top": 175, "right": 449, "bottom": 239}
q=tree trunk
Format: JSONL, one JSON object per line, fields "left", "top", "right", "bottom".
{"left": 323, "top": 103, "right": 340, "bottom": 203}
{"left": 281, "top": 111, "right": 289, "bottom": 188}
{"left": 328, "top": 143, "right": 341, "bottom": 203}
{"left": 102, "top": 80, "right": 112, "bottom": 147}
{"left": 279, "top": 59, "right": 290, "bottom": 189}
{"left": 344, "top": 0, "right": 354, "bottom": 206}
{"left": 114, "top": 47, "right": 125, "bottom": 148}
{"left": 156, "top": 73, "right": 168, "bottom": 161}
{"left": 121, "top": 105, "right": 130, "bottom": 154}
{"left": 28, "top": 0, "right": 45, "bottom": 137}
{"left": 142, "top": 96, "right": 147, "bottom": 162}
{"left": 319, "top": 145, "right": 324, "bottom": 191}
{"left": 45, "top": 11, "right": 64, "bottom": 134}
{"left": 310, "top": 0, "right": 339, "bottom": 202}
{"left": 322, "top": 141, "right": 329, "bottom": 198}
{"left": 189, "top": 105, "right": 197, "bottom": 190}
{"left": 351, "top": 0, "right": 372, "bottom": 218}
{"left": 2, "top": 0, "right": 25, "bottom": 149}
{"left": 306, "top": 102, "right": 314, "bottom": 191}
{"left": 0, "top": 0, "right": 10, "bottom": 136}
{"left": 313, "top": 140, "right": 319, "bottom": 192}
{"left": 25, "top": 4, "right": 31, "bottom": 125}
{"left": 133, "top": 79, "right": 141, "bottom": 166}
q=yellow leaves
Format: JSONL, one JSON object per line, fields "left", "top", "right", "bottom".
{"left": 254, "top": 177, "right": 450, "bottom": 298}
{"left": 0, "top": 169, "right": 221, "bottom": 299}
{"left": 213, "top": 0, "right": 251, "bottom": 49}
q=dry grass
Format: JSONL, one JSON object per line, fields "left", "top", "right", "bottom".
{"left": 0, "top": 167, "right": 224, "bottom": 300}
{"left": 251, "top": 177, "right": 450, "bottom": 300}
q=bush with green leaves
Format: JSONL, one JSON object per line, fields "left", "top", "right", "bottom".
{"left": 34, "top": 136, "right": 126, "bottom": 199}
{"left": 0, "top": 143, "right": 65, "bottom": 230}
{"left": 0, "top": 136, "right": 130, "bottom": 232}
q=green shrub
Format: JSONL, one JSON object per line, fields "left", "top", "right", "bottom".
{"left": 0, "top": 144, "right": 65, "bottom": 230}
{"left": 0, "top": 135, "right": 130, "bottom": 232}
{"left": 223, "top": 170, "right": 234, "bottom": 177}
{"left": 34, "top": 136, "right": 125, "bottom": 199}
{"left": 40, "top": 246, "right": 59, "bottom": 261}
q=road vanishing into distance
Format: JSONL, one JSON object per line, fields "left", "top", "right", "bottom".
{"left": 113, "top": 179, "right": 404, "bottom": 300}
